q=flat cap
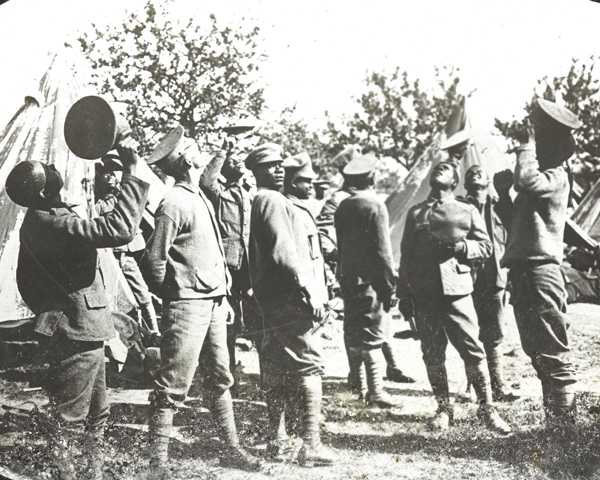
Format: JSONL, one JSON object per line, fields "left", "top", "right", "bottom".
{"left": 147, "top": 126, "right": 187, "bottom": 165}
{"left": 283, "top": 152, "right": 317, "bottom": 179}
{"left": 530, "top": 98, "right": 582, "bottom": 130}
{"left": 245, "top": 143, "right": 284, "bottom": 170}
{"left": 440, "top": 129, "right": 473, "bottom": 151}
{"left": 342, "top": 154, "right": 377, "bottom": 177}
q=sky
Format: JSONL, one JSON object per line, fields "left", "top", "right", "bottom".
{"left": 0, "top": 0, "right": 598, "bottom": 133}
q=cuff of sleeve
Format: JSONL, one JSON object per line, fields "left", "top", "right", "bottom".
{"left": 121, "top": 173, "right": 151, "bottom": 189}
{"left": 295, "top": 273, "right": 308, "bottom": 289}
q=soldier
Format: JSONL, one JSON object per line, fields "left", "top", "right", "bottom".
{"left": 501, "top": 98, "right": 580, "bottom": 427}
{"left": 462, "top": 164, "right": 519, "bottom": 402}
{"left": 248, "top": 144, "right": 336, "bottom": 466}
{"left": 199, "top": 144, "right": 256, "bottom": 390}
{"left": 94, "top": 152, "right": 159, "bottom": 333}
{"left": 334, "top": 155, "right": 404, "bottom": 408}
{"left": 397, "top": 161, "right": 512, "bottom": 434}
{"left": 140, "top": 126, "right": 261, "bottom": 478}
{"left": 6, "top": 138, "right": 149, "bottom": 480}
{"left": 317, "top": 147, "right": 415, "bottom": 389}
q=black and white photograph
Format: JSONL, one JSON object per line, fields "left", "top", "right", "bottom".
{"left": 1, "top": 0, "right": 600, "bottom": 478}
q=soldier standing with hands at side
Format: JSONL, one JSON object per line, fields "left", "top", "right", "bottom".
{"left": 247, "top": 144, "right": 336, "bottom": 466}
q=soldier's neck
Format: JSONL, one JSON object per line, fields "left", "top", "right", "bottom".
{"left": 467, "top": 188, "right": 487, "bottom": 204}
{"left": 429, "top": 187, "right": 453, "bottom": 200}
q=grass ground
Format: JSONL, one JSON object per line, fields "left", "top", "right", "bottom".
{"left": 3, "top": 302, "right": 600, "bottom": 479}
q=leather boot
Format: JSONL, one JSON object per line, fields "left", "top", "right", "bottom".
{"left": 467, "top": 361, "right": 512, "bottom": 435}
{"left": 297, "top": 376, "right": 337, "bottom": 467}
{"left": 347, "top": 346, "right": 368, "bottom": 399}
{"left": 486, "top": 348, "right": 519, "bottom": 402}
{"left": 147, "top": 407, "right": 173, "bottom": 480}
{"left": 208, "top": 390, "right": 262, "bottom": 471}
{"left": 382, "top": 342, "right": 416, "bottom": 383}
{"left": 363, "top": 348, "right": 402, "bottom": 408}
{"left": 140, "top": 302, "right": 159, "bottom": 333}
{"left": 547, "top": 390, "right": 577, "bottom": 434}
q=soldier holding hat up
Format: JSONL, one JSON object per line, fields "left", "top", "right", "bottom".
{"left": 247, "top": 145, "right": 336, "bottom": 466}
{"left": 334, "top": 154, "right": 405, "bottom": 408}
{"left": 6, "top": 137, "right": 150, "bottom": 479}
{"left": 501, "top": 98, "right": 581, "bottom": 428}
{"left": 94, "top": 151, "right": 159, "bottom": 333}
{"left": 397, "top": 161, "right": 512, "bottom": 434}
{"left": 140, "top": 126, "right": 261, "bottom": 476}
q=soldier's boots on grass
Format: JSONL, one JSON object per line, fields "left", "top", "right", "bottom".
{"left": 476, "top": 404, "right": 513, "bottom": 436}
{"left": 363, "top": 348, "right": 403, "bottom": 409}
{"left": 430, "top": 402, "right": 454, "bottom": 431}
{"left": 296, "top": 376, "right": 337, "bottom": 467}
{"left": 147, "top": 407, "right": 173, "bottom": 480}
{"left": 545, "top": 389, "right": 578, "bottom": 437}
{"left": 347, "top": 346, "right": 368, "bottom": 399}
{"left": 487, "top": 349, "right": 520, "bottom": 403}
{"left": 382, "top": 341, "right": 416, "bottom": 384}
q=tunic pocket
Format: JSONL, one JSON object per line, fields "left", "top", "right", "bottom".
{"left": 84, "top": 291, "right": 108, "bottom": 309}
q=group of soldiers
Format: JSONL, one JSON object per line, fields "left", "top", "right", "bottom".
{"left": 3, "top": 96, "right": 581, "bottom": 479}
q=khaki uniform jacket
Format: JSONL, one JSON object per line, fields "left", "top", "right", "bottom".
{"left": 466, "top": 194, "right": 512, "bottom": 290}
{"left": 95, "top": 193, "right": 147, "bottom": 253}
{"left": 397, "top": 194, "right": 493, "bottom": 299}
{"left": 249, "top": 189, "right": 327, "bottom": 309}
{"left": 334, "top": 190, "right": 396, "bottom": 302}
{"left": 17, "top": 174, "right": 150, "bottom": 341}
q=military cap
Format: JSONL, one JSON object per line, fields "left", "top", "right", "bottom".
{"left": 429, "top": 200, "right": 474, "bottom": 245}
{"left": 283, "top": 152, "right": 317, "bottom": 179}
{"left": 245, "top": 143, "right": 284, "bottom": 170}
{"left": 333, "top": 146, "right": 362, "bottom": 169}
{"left": 96, "top": 150, "right": 123, "bottom": 173}
{"left": 313, "top": 180, "right": 331, "bottom": 187}
{"left": 146, "top": 126, "right": 188, "bottom": 165}
{"left": 342, "top": 154, "right": 378, "bottom": 177}
{"left": 530, "top": 98, "right": 582, "bottom": 131}
{"left": 440, "top": 129, "right": 473, "bottom": 151}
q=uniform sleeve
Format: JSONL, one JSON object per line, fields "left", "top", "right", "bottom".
{"left": 316, "top": 195, "right": 340, "bottom": 230}
{"left": 494, "top": 195, "right": 513, "bottom": 233}
{"left": 199, "top": 150, "right": 226, "bottom": 204}
{"left": 397, "top": 209, "right": 416, "bottom": 298}
{"left": 464, "top": 207, "right": 493, "bottom": 261}
{"left": 254, "top": 194, "right": 307, "bottom": 289}
{"left": 139, "top": 202, "right": 180, "bottom": 295}
{"left": 50, "top": 174, "right": 149, "bottom": 248}
{"left": 513, "top": 146, "right": 568, "bottom": 197}
{"left": 370, "top": 202, "right": 396, "bottom": 300}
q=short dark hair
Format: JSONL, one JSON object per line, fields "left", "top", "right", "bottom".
{"left": 5, "top": 161, "right": 46, "bottom": 208}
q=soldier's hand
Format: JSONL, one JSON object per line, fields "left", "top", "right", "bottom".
{"left": 493, "top": 169, "right": 514, "bottom": 195}
{"left": 116, "top": 136, "right": 141, "bottom": 173}
{"left": 399, "top": 297, "right": 414, "bottom": 320}
{"left": 383, "top": 295, "right": 398, "bottom": 313}
{"left": 523, "top": 118, "right": 535, "bottom": 146}
{"left": 300, "top": 287, "right": 324, "bottom": 320}
{"left": 442, "top": 240, "right": 466, "bottom": 257}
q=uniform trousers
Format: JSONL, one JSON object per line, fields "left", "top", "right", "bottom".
{"left": 152, "top": 297, "right": 234, "bottom": 405}
{"left": 39, "top": 333, "right": 109, "bottom": 433}
{"left": 258, "top": 292, "right": 324, "bottom": 392}
{"left": 114, "top": 251, "right": 152, "bottom": 307}
{"left": 472, "top": 284, "right": 505, "bottom": 353}
{"left": 413, "top": 294, "right": 487, "bottom": 369}
{"left": 508, "top": 262, "right": 576, "bottom": 393}
{"left": 343, "top": 284, "right": 390, "bottom": 351}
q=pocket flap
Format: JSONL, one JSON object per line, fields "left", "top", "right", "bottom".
{"left": 456, "top": 263, "right": 471, "bottom": 274}
{"left": 84, "top": 291, "right": 108, "bottom": 309}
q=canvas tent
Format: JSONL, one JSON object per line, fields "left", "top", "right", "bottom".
{"left": 0, "top": 56, "right": 167, "bottom": 327}
{"left": 570, "top": 177, "right": 600, "bottom": 242}
{"left": 386, "top": 96, "right": 512, "bottom": 263}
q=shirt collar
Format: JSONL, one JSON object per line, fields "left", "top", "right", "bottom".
{"left": 174, "top": 181, "right": 199, "bottom": 195}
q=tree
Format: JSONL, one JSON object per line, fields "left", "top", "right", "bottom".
{"left": 494, "top": 57, "right": 600, "bottom": 189}
{"left": 74, "top": 0, "right": 266, "bottom": 155}
{"left": 336, "top": 66, "right": 465, "bottom": 170}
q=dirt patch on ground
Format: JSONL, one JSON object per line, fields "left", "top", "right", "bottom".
{"left": 3, "top": 303, "right": 600, "bottom": 479}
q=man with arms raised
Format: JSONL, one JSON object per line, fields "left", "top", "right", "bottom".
{"left": 140, "top": 126, "right": 261, "bottom": 478}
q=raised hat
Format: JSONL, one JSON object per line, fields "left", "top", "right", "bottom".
{"left": 283, "top": 152, "right": 318, "bottom": 179}
{"left": 342, "top": 154, "right": 377, "bottom": 177}
{"left": 440, "top": 129, "right": 473, "bottom": 151}
{"left": 245, "top": 143, "right": 284, "bottom": 170}
{"left": 313, "top": 180, "right": 330, "bottom": 187}
{"left": 96, "top": 150, "right": 123, "bottom": 172}
{"left": 146, "top": 126, "right": 187, "bottom": 165}
{"left": 531, "top": 98, "right": 582, "bottom": 130}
